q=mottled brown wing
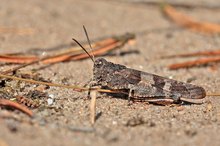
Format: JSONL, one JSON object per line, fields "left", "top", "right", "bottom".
{"left": 118, "top": 68, "right": 205, "bottom": 99}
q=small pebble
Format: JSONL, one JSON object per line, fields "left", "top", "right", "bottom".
{"left": 49, "top": 94, "right": 55, "bottom": 98}
{"left": 47, "top": 98, "right": 54, "bottom": 105}
{"left": 206, "top": 102, "right": 213, "bottom": 112}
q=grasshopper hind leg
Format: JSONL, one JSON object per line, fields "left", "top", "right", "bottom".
{"left": 145, "top": 99, "right": 175, "bottom": 105}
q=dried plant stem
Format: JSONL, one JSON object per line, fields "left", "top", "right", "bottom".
{"left": 0, "top": 73, "right": 128, "bottom": 95}
{"left": 0, "top": 73, "right": 87, "bottom": 91}
{"left": 90, "top": 90, "right": 97, "bottom": 125}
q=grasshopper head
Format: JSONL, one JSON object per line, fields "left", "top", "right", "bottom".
{"left": 94, "top": 58, "right": 108, "bottom": 69}
{"left": 93, "top": 58, "right": 126, "bottom": 86}
{"left": 93, "top": 58, "right": 109, "bottom": 84}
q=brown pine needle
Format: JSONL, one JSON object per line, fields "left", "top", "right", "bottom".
{"left": 0, "top": 55, "right": 37, "bottom": 64}
{"left": 162, "top": 50, "right": 220, "bottom": 58}
{"left": 0, "top": 27, "right": 36, "bottom": 35}
{"left": 163, "top": 5, "right": 220, "bottom": 34}
{"left": 0, "top": 39, "right": 115, "bottom": 74}
{"left": 40, "top": 38, "right": 117, "bottom": 63}
{"left": 56, "top": 37, "right": 116, "bottom": 55}
{"left": 1, "top": 57, "right": 46, "bottom": 75}
{"left": 0, "top": 41, "right": 116, "bottom": 74}
{"left": 0, "top": 33, "right": 134, "bottom": 65}
{"left": 0, "top": 99, "right": 33, "bottom": 117}
{"left": 168, "top": 57, "right": 220, "bottom": 70}
{"left": 70, "top": 33, "right": 135, "bottom": 61}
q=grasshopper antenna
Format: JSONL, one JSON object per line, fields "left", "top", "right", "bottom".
{"left": 72, "top": 38, "right": 94, "bottom": 63}
{"left": 83, "top": 25, "right": 95, "bottom": 62}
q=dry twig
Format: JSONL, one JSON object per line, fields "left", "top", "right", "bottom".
{"left": 90, "top": 90, "right": 97, "bottom": 125}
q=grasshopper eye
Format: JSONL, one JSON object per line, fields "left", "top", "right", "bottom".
{"left": 96, "top": 60, "right": 103, "bottom": 68}
{"left": 95, "top": 58, "right": 107, "bottom": 68}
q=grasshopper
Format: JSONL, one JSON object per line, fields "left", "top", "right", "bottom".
{"left": 91, "top": 58, "right": 206, "bottom": 104}
{"left": 73, "top": 26, "right": 206, "bottom": 105}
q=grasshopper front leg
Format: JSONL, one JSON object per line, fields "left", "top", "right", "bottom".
{"left": 85, "top": 80, "right": 98, "bottom": 99}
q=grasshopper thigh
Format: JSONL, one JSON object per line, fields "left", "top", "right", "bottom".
{"left": 128, "top": 83, "right": 173, "bottom": 99}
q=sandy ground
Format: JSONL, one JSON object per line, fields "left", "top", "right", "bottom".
{"left": 1, "top": 0, "right": 220, "bottom": 146}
